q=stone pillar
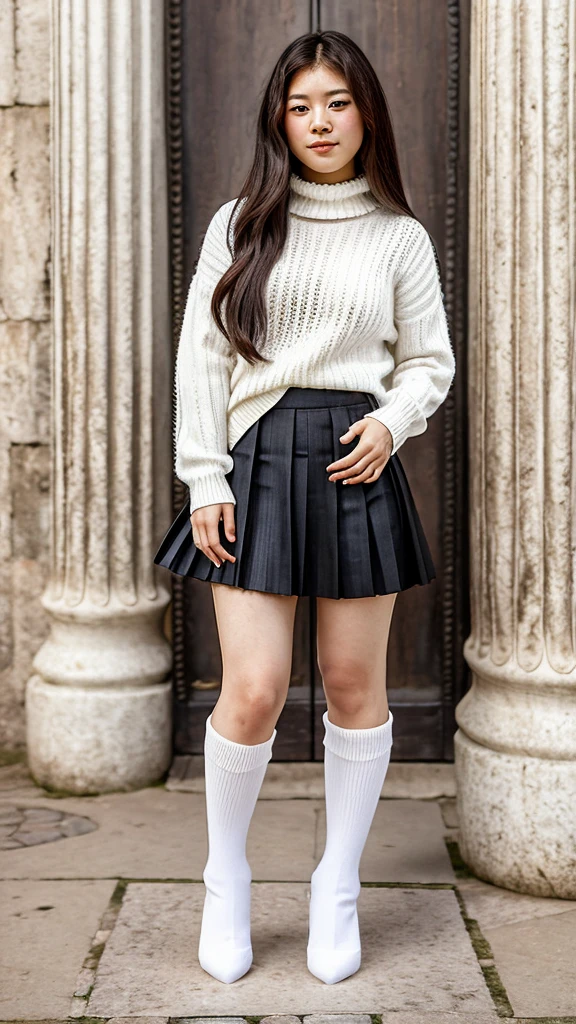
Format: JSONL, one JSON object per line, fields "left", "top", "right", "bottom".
{"left": 26, "top": 0, "right": 173, "bottom": 793}
{"left": 455, "top": 0, "right": 576, "bottom": 897}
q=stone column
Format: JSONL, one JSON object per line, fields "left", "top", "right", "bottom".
{"left": 26, "top": 0, "right": 173, "bottom": 793}
{"left": 455, "top": 0, "right": 576, "bottom": 897}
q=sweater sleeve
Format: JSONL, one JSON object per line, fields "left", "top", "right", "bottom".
{"left": 363, "top": 218, "right": 456, "bottom": 456}
{"left": 174, "top": 200, "right": 238, "bottom": 514}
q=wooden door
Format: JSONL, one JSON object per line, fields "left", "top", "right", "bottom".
{"left": 167, "top": 0, "right": 470, "bottom": 760}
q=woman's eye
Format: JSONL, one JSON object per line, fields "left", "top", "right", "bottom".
{"left": 289, "top": 101, "right": 350, "bottom": 113}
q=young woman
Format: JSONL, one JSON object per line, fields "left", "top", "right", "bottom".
{"left": 155, "top": 31, "right": 455, "bottom": 986}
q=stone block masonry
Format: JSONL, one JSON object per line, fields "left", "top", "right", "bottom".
{"left": 0, "top": 0, "right": 51, "bottom": 750}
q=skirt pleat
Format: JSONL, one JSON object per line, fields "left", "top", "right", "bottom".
{"left": 330, "top": 404, "right": 377, "bottom": 598}
{"left": 306, "top": 406, "right": 340, "bottom": 596}
{"left": 241, "top": 407, "right": 295, "bottom": 594}
{"left": 291, "top": 407, "right": 309, "bottom": 595}
{"left": 153, "top": 387, "right": 436, "bottom": 599}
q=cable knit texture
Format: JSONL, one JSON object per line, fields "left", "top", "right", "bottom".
{"left": 175, "top": 171, "right": 456, "bottom": 514}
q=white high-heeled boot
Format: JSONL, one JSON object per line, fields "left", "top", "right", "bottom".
{"left": 307, "top": 709, "right": 394, "bottom": 984}
{"left": 198, "top": 712, "right": 276, "bottom": 984}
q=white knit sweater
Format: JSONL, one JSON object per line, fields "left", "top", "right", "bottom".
{"left": 175, "top": 172, "right": 456, "bottom": 514}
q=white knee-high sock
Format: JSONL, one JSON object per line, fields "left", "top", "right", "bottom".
{"left": 198, "top": 712, "right": 276, "bottom": 984}
{"left": 307, "top": 708, "right": 394, "bottom": 985}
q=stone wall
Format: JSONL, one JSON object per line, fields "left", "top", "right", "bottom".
{"left": 0, "top": 0, "right": 51, "bottom": 748}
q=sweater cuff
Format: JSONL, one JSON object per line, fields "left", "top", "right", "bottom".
{"left": 188, "top": 472, "right": 237, "bottom": 516}
{"left": 363, "top": 390, "right": 427, "bottom": 456}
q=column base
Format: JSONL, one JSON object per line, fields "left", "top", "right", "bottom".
{"left": 455, "top": 729, "right": 576, "bottom": 898}
{"left": 26, "top": 675, "right": 173, "bottom": 795}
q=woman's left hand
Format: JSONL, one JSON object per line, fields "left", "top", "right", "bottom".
{"left": 326, "top": 418, "right": 393, "bottom": 485}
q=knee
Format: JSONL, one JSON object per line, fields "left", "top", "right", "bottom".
{"left": 243, "top": 678, "right": 284, "bottom": 718}
{"left": 221, "top": 671, "right": 286, "bottom": 728}
{"left": 319, "top": 660, "right": 373, "bottom": 717}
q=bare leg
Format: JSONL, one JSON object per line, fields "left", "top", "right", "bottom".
{"left": 198, "top": 583, "right": 298, "bottom": 984}
{"left": 317, "top": 592, "right": 397, "bottom": 726}
{"left": 210, "top": 582, "right": 299, "bottom": 742}
{"left": 307, "top": 592, "right": 398, "bottom": 984}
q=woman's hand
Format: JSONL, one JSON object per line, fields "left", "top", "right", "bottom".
{"left": 190, "top": 503, "right": 236, "bottom": 568}
{"left": 326, "top": 418, "right": 393, "bottom": 485}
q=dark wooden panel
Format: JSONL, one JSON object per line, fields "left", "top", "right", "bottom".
{"left": 169, "top": 0, "right": 471, "bottom": 760}
{"left": 180, "top": 1, "right": 311, "bottom": 258}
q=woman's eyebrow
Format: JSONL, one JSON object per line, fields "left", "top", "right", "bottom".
{"left": 287, "top": 88, "right": 352, "bottom": 101}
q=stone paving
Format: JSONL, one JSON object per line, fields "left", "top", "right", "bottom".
{"left": 83, "top": 883, "right": 494, "bottom": 1017}
{"left": 0, "top": 758, "right": 575, "bottom": 1022}
{"left": 0, "top": 804, "right": 98, "bottom": 849}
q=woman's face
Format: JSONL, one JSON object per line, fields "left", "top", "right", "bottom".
{"left": 283, "top": 64, "right": 364, "bottom": 183}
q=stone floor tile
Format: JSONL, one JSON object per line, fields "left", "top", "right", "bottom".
{"left": 260, "top": 1016, "right": 302, "bottom": 1024}
{"left": 481, "top": 907, "right": 576, "bottom": 1017}
{"left": 1, "top": 792, "right": 453, "bottom": 886}
{"left": 0, "top": 878, "right": 116, "bottom": 1019}
{"left": 22, "top": 807, "right": 63, "bottom": 822}
{"left": 174, "top": 1019, "right": 246, "bottom": 1024}
{"left": 0, "top": 807, "right": 24, "bottom": 825}
{"left": 0, "top": 792, "right": 453, "bottom": 884}
{"left": 87, "top": 882, "right": 494, "bottom": 1016}
{"left": 17, "top": 828, "right": 63, "bottom": 846}
{"left": 0, "top": 801, "right": 98, "bottom": 850}
{"left": 108, "top": 1019, "right": 169, "bottom": 1024}
{"left": 303, "top": 1015, "right": 371, "bottom": 1023}
{"left": 302, "top": 1018, "right": 498, "bottom": 1024}
{"left": 355, "top": 800, "right": 455, "bottom": 883}
{"left": 0, "top": 792, "right": 318, "bottom": 881}
{"left": 458, "top": 874, "right": 576, "bottom": 928}
{"left": 372, "top": 1017, "right": 498, "bottom": 1023}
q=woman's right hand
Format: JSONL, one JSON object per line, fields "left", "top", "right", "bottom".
{"left": 190, "top": 503, "right": 237, "bottom": 568}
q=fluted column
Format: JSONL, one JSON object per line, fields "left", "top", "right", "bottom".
{"left": 456, "top": 0, "right": 576, "bottom": 896}
{"left": 26, "top": 0, "right": 173, "bottom": 793}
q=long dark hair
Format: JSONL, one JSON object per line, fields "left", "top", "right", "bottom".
{"left": 212, "top": 30, "right": 421, "bottom": 366}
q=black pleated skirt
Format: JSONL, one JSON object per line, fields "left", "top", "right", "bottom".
{"left": 153, "top": 387, "right": 436, "bottom": 599}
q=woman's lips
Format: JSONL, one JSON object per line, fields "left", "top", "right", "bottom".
{"left": 309, "top": 143, "right": 337, "bottom": 152}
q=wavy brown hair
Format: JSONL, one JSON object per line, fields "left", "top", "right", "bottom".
{"left": 211, "top": 30, "right": 435, "bottom": 366}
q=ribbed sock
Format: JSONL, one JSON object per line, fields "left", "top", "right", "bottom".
{"left": 307, "top": 708, "right": 394, "bottom": 984}
{"left": 198, "top": 712, "right": 276, "bottom": 984}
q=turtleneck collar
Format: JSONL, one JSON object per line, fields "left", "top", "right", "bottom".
{"left": 288, "top": 171, "right": 381, "bottom": 220}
